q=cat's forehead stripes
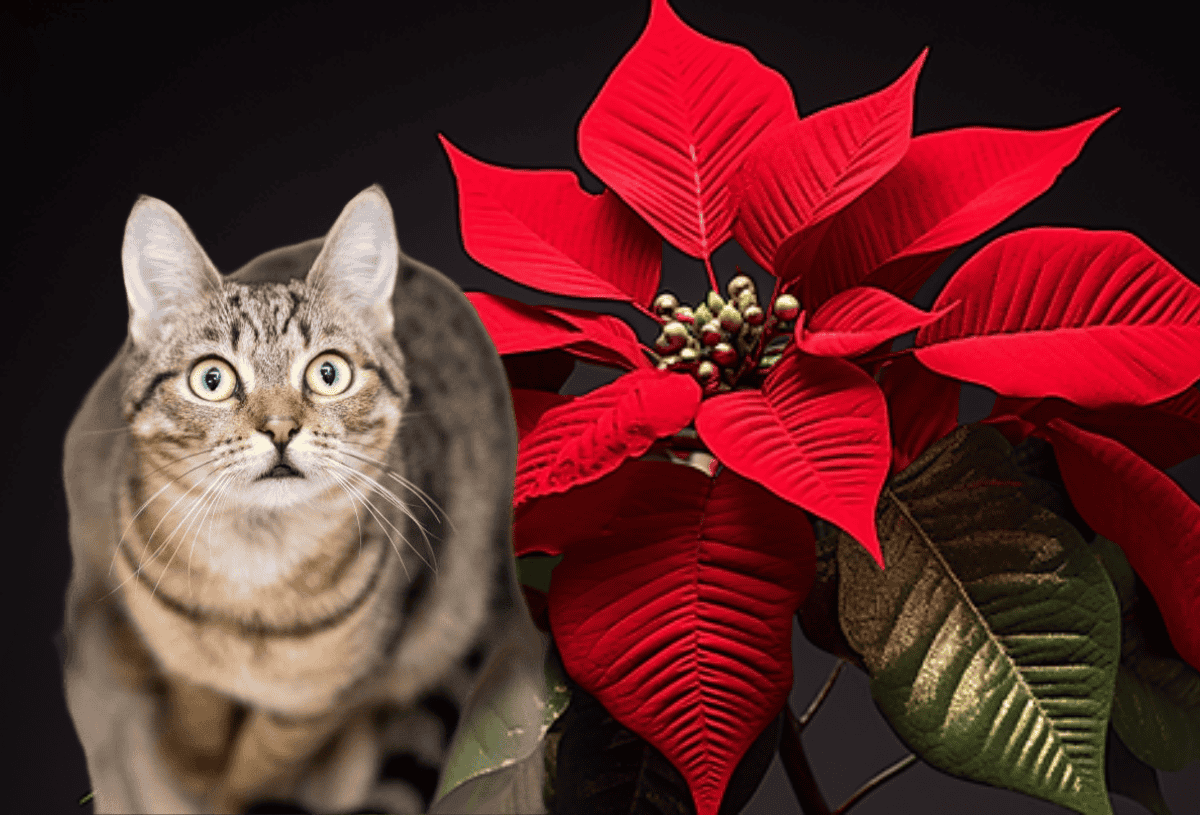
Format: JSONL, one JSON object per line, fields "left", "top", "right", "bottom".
{"left": 221, "top": 282, "right": 311, "bottom": 351}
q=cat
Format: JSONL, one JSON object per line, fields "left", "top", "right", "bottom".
{"left": 58, "top": 185, "right": 545, "bottom": 814}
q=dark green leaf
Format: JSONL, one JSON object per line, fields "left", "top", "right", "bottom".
{"left": 1090, "top": 536, "right": 1200, "bottom": 771}
{"left": 1105, "top": 726, "right": 1172, "bottom": 815}
{"left": 549, "top": 677, "right": 781, "bottom": 815}
{"left": 431, "top": 631, "right": 569, "bottom": 811}
{"left": 837, "top": 424, "right": 1121, "bottom": 815}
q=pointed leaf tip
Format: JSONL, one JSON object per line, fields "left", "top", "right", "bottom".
{"left": 578, "top": 0, "right": 798, "bottom": 261}
{"left": 914, "top": 228, "right": 1200, "bottom": 408}
{"left": 442, "top": 135, "right": 662, "bottom": 306}
{"left": 696, "top": 349, "right": 889, "bottom": 568}
{"left": 732, "top": 49, "right": 925, "bottom": 276}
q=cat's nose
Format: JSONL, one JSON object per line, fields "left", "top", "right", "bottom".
{"left": 261, "top": 416, "right": 300, "bottom": 447}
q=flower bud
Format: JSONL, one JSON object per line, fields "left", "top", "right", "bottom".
{"left": 672, "top": 306, "right": 696, "bottom": 326}
{"left": 736, "top": 289, "right": 756, "bottom": 312}
{"left": 727, "top": 274, "right": 755, "bottom": 300}
{"left": 706, "top": 291, "right": 726, "bottom": 313}
{"left": 656, "top": 323, "right": 687, "bottom": 353}
{"left": 694, "top": 303, "right": 713, "bottom": 326}
{"left": 653, "top": 292, "right": 680, "bottom": 317}
{"left": 773, "top": 294, "right": 800, "bottom": 321}
{"left": 700, "top": 320, "right": 724, "bottom": 346}
{"left": 712, "top": 342, "right": 738, "bottom": 367}
{"left": 743, "top": 304, "right": 765, "bottom": 326}
{"left": 657, "top": 354, "right": 680, "bottom": 370}
{"left": 718, "top": 304, "right": 743, "bottom": 332}
{"left": 678, "top": 346, "right": 700, "bottom": 366}
{"left": 696, "top": 360, "right": 718, "bottom": 381}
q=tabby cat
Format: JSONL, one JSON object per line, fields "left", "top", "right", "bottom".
{"left": 59, "top": 185, "right": 543, "bottom": 814}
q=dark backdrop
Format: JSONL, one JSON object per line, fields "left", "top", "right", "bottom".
{"left": 7, "top": 1, "right": 1198, "bottom": 812}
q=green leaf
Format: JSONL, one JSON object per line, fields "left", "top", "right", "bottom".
{"left": 430, "top": 629, "right": 570, "bottom": 812}
{"left": 837, "top": 424, "right": 1121, "bottom": 815}
{"left": 1090, "top": 536, "right": 1200, "bottom": 771}
{"left": 1105, "top": 726, "right": 1173, "bottom": 815}
{"left": 517, "top": 554, "right": 563, "bottom": 594}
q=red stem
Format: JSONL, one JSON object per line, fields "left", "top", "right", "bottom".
{"left": 703, "top": 255, "right": 720, "bottom": 292}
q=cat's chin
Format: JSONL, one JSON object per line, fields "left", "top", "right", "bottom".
{"left": 240, "top": 471, "right": 325, "bottom": 509}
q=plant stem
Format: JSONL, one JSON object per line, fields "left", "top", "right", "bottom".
{"left": 832, "top": 754, "right": 918, "bottom": 814}
{"left": 704, "top": 255, "right": 720, "bottom": 292}
{"left": 798, "top": 659, "right": 846, "bottom": 730}
{"left": 635, "top": 301, "right": 665, "bottom": 324}
{"left": 780, "top": 703, "right": 831, "bottom": 815}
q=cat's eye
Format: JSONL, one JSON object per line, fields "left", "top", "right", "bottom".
{"left": 188, "top": 358, "right": 238, "bottom": 401}
{"left": 305, "top": 352, "right": 353, "bottom": 397}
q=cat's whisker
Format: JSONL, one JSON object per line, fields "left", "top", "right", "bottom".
{"left": 328, "top": 470, "right": 412, "bottom": 582}
{"left": 184, "top": 470, "right": 237, "bottom": 599}
{"left": 73, "top": 426, "right": 131, "bottom": 436}
{"left": 336, "top": 445, "right": 448, "bottom": 527}
{"left": 324, "top": 471, "right": 366, "bottom": 561}
{"left": 101, "top": 462, "right": 228, "bottom": 602}
{"left": 326, "top": 460, "right": 438, "bottom": 575}
{"left": 106, "top": 453, "right": 224, "bottom": 580}
{"left": 150, "top": 470, "right": 233, "bottom": 602}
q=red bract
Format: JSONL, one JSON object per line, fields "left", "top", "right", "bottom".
{"left": 548, "top": 462, "right": 814, "bottom": 815}
{"left": 443, "top": 0, "right": 1200, "bottom": 809}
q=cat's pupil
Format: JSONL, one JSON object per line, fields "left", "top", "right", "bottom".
{"left": 204, "top": 368, "right": 222, "bottom": 391}
{"left": 320, "top": 362, "right": 337, "bottom": 386}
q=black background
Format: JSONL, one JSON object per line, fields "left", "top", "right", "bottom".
{"left": 7, "top": 0, "right": 1199, "bottom": 812}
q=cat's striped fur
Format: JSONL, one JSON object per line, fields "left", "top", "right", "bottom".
{"left": 59, "top": 186, "right": 541, "bottom": 814}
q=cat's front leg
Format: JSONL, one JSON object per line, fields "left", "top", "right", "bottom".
{"left": 64, "top": 604, "right": 207, "bottom": 815}
{"left": 209, "top": 705, "right": 347, "bottom": 814}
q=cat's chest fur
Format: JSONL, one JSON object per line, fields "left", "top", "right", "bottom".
{"left": 114, "top": 466, "right": 412, "bottom": 717}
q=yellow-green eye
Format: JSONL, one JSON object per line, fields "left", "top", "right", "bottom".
{"left": 189, "top": 358, "right": 237, "bottom": 401}
{"left": 306, "top": 352, "right": 352, "bottom": 396}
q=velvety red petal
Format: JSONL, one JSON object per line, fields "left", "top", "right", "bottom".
{"left": 695, "top": 348, "right": 890, "bottom": 566}
{"left": 732, "top": 50, "right": 925, "bottom": 275}
{"left": 442, "top": 136, "right": 661, "bottom": 305}
{"left": 576, "top": 0, "right": 797, "bottom": 261}
{"left": 548, "top": 462, "right": 815, "bottom": 815}
{"left": 515, "top": 370, "right": 701, "bottom": 509}
{"left": 789, "top": 112, "right": 1114, "bottom": 308}
{"left": 878, "top": 355, "right": 961, "bottom": 474}
{"left": 795, "top": 285, "right": 953, "bottom": 358}
{"left": 1042, "top": 419, "right": 1200, "bottom": 671}
{"left": 914, "top": 228, "right": 1200, "bottom": 409}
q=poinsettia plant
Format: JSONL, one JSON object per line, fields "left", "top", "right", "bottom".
{"left": 438, "top": 1, "right": 1200, "bottom": 813}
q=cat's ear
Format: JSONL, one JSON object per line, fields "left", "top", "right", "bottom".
{"left": 121, "top": 195, "right": 223, "bottom": 346}
{"left": 306, "top": 185, "right": 399, "bottom": 335}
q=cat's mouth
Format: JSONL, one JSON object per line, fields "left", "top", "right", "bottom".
{"left": 259, "top": 462, "right": 304, "bottom": 480}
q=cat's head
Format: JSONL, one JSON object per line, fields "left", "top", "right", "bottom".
{"left": 118, "top": 185, "right": 408, "bottom": 510}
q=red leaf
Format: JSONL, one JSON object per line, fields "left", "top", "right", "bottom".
{"left": 515, "top": 370, "right": 701, "bottom": 509}
{"left": 511, "top": 388, "right": 573, "bottom": 441}
{"left": 547, "top": 462, "right": 815, "bottom": 815}
{"left": 878, "top": 355, "right": 960, "bottom": 474}
{"left": 468, "top": 292, "right": 652, "bottom": 370}
{"left": 1041, "top": 419, "right": 1200, "bottom": 671}
{"left": 576, "top": 0, "right": 797, "bottom": 260}
{"left": 913, "top": 228, "right": 1200, "bottom": 408}
{"left": 514, "top": 466, "right": 635, "bottom": 557}
{"left": 733, "top": 50, "right": 926, "bottom": 275}
{"left": 543, "top": 305, "right": 653, "bottom": 370}
{"left": 467, "top": 292, "right": 584, "bottom": 355}
{"left": 790, "top": 112, "right": 1115, "bottom": 308}
{"left": 984, "top": 389, "right": 1200, "bottom": 470}
{"left": 441, "top": 136, "right": 661, "bottom": 305}
{"left": 795, "top": 285, "right": 953, "bottom": 358}
{"left": 695, "top": 348, "right": 890, "bottom": 566}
